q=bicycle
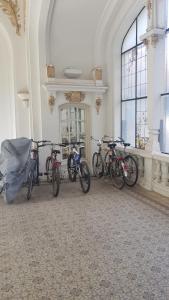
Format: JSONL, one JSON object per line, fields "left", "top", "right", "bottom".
{"left": 91, "top": 136, "right": 116, "bottom": 177}
{"left": 45, "top": 143, "right": 66, "bottom": 197}
{"left": 27, "top": 140, "right": 51, "bottom": 200}
{"left": 67, "top": 142, "right": 91, "bottom": 193}
{"left": 113, "top": 137, "right": 138, "bottom": 187}
{"left": 91, "top": 137, "right": 104, "bottom": 177}
{"left": 100, "top": 137, "right": 138, "bottom": 188}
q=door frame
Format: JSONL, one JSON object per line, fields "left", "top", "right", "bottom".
{"left": 59, "top": 103, "right": 91, "bottom": 163}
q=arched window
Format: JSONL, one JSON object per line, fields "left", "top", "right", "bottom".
{"left": 121, "top": 8, "right": 148, "bottom": 149}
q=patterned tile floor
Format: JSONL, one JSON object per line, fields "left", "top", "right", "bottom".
{"left": 0, "top": 179, "right": 169, "bottom": 300}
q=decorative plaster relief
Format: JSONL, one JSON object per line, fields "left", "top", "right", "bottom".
{"left": 47, "top": 65, "right": 55, "bottom": 78}
{"left": 141, "top": 28, "right": 165, "bottom": 48}
{"left": 0, "top": 0, "right": 26, "bottom": 35}
{"left": 48, "top": 95, "right": 55, "bottom": 106}
{"left": 96, "top": 97, "right": 102, "bottom": 114}
{"left": 64, "top": 91, "right": 85, "bottom": 103}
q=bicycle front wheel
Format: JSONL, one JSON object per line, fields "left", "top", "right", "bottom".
{"left": 92, "top": 152, "right": 104, "bottom": 178}
{"left": 110, "top": 159, "right": 125, "bottom": 189}
{"left": 79, "top": 161, "right": 91, "bottom": 193}
{"left": 52, "top": 168, "right": 60, "bottom": 197}
{"left": 123, "top": 155, "right": 138, "bottom": 187}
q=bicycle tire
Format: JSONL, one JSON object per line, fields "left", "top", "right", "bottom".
{"left": 92, "top": 152, "right": 104, "bottom": 178}
{"left": 27, "top": 170, "right": 34, "bottom": 200}
{"left": 79, "top": 161, "right": 91, "bottom": 193}
{"left": 46, "top": 157, "right": 52, "bottom": 183}
{"left": 123, "top": 155, "right": 138, "bottom": 187}
{"left": 110, "top": 159, "right": 125, "bottom": 189}
{"left": 104, "top": 151, "right": 112, "bottom": 176}
{"left": 52, "top": 168, "right": 60, "bottom": 197}
{"left": 67, "top": 154, "right": 76, "bottom": 182}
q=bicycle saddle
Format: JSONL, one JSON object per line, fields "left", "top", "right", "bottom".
{"left": 52, "top": 149, "right": 60, "bottom": 154}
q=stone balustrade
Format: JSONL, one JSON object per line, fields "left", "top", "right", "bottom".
{"left": 116, "top": 146, "right": 169, "bottom": 198}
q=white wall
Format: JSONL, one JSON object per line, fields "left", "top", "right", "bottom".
{"left": 49, "top": 0, "right": 108, "bottom": 78}
{"left": 0, "top": 25, "right": 15, "bottom": 146}
{"left": 0, "top": 11, "right": 31, "bottom": 146}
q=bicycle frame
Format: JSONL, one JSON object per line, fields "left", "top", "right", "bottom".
{"left": 31, "top": 140, "right": 51, "bottom": 184}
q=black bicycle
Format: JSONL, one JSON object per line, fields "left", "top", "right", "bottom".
{"left": 27, "top": 140, "right": 51, "bottom": 200}
{"left": 67, "top": 142, "right": 91, "bottom": 193}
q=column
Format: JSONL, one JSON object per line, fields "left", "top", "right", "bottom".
{"left": 141, "top": 0, "right": 166, "bottom": 152}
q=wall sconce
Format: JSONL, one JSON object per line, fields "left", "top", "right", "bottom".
{"left": 17, "top": 90, "right": 29, "bottom": 102}
{"left": 96, "top": 97, "right": 102, "bottom": 114}
{"left": 48, "top": 95, "right": 55, "bottom": 106}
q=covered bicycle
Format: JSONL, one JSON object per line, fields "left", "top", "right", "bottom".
{"left": 0, "top": 137, "right": 33, "bottom": 204}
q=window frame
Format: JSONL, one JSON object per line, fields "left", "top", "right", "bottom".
{"left": 121, "top": 7, "right": 148, "bottom": 148}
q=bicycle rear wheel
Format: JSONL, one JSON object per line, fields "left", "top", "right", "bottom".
{"left": 80, "top": 161, "right": 91, "bottom": 193}
{"left": 92, "top": 152, "right": 104, "bottom": 178}
{"left": 46, "top": 157, "right": 52, "bottom": 183}
{"left": 110, "top": 159, "right": 125, "bottom": 189}
{"left": 104, "top": 151, "right": 112, "bottom": 176}
{"left": 67, "top": 154, "right": 76, "bottom": 182}
{"left": 123, "top": 155, "right": 138, "bottom": 187}
{"left": 52, "top": 168, "right": 60, "bottom": 197}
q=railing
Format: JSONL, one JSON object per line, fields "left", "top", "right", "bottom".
{"left": 116, "top": 146, "right": 169, "bottom": 197}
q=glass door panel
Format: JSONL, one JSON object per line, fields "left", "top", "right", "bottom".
{"left": 60, "top": 105, "right": 86, "bottom": 158}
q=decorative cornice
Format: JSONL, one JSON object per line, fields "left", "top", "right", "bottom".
{"left": 0, "top": 0, "right": 21, "bottom": 35}
{"left": 140, "top": 28, "right": 165, "bottom": 47}
{"left": 64, "top": 91, "right": 85, "bottom": 103}
{"left": 43, "top": 79, "right": 108, "bottom": 94}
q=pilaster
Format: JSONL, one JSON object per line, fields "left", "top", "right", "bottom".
{"left": 141, "top": 0, "right": 166, "bottom": 153}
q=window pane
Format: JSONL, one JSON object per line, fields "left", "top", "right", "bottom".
{"left": 137, "top": 8, "right": 147, "bottom": 43}
{"left": 137, "top": 44, "right": 147, "bottom": 97}
{"left": 61, "top": 121, "right": 69, "bottom": 143}
{"left": 122, "top": 101, "right": 135, "bottom": 146}
{"left": 70, "top": 120, "right": 77, "bottom": 143}
{"left": 166, "top": 33, "right": 169, "bottom": 90}
{"left": 136, "top": 98, "right": 148, "bottom": 149}
{"left": 61, "top": 108, "right": 68, "bottom": 121}
{"left": 78, "top": 121, "right": 85, "bottom": 141}
{"left": 70, "top": 107, "right": 78, "bottom": 120}
{"left": 160, "top": 95, "right": 169, "bottom": 153}
{"left": 122, "top": 49, "right": 136, "bottom": 100}
{"left": 78, "top": 108, "right": 85, "bottom": 121}
{"left": 122, "top": 21, "right": 136, "bottom": 53}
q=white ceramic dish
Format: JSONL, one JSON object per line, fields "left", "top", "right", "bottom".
{"left": 64, "top": 67, "right": 82, "bottom": 79}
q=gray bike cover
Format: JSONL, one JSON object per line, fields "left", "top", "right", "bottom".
{"left": 0, "top": 138, "right": 32, "bottom": 203}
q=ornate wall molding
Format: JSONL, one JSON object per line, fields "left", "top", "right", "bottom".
{"left": 64, "top": 91, "right": 85, "bottom": 103}
{"left": 0, "top": 0, "right": 26, "bottom": 35}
